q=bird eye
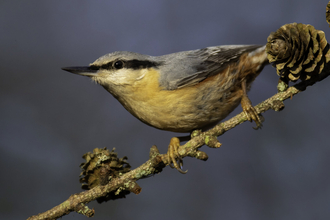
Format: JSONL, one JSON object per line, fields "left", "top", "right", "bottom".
{"left": 113, "top": 60, "right": 124, "bottom": 69}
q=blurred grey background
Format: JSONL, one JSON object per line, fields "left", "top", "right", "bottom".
{"left": 1, "top": 1, "right": 330, "bottom": 220}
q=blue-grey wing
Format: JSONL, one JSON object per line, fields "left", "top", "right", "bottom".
{"left": 158, "top": 45, "right": 264, "bottom": 90}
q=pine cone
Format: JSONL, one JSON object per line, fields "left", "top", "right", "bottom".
{"left": 266, "top": 23, "right": 330, "bottom": 82}
{"left": 79, "top": 147, "right": 131, "bottom": 202}
{"left": 326, "top": 1, "right": 330, "bottom": 27}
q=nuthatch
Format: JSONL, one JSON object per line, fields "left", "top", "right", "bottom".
{"left": 62, "top": 45, "right": 269, "bottom": 173}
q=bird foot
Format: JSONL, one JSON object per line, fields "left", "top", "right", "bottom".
{"left": 167, "top": 137, "right": 188, "bottom": 174}
{"left": 241, "top": 94, "right": 262, "bottom": 129}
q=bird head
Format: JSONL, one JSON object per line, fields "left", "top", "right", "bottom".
{"left": 62, "top": 51, "right": 162, "bottom": 90}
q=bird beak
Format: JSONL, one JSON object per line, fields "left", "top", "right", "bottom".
{"left": 61, "top": 66, "right": 98, "bottom": 77}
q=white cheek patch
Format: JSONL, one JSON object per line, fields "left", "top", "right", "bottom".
{"left": 96, "top": 69, "right": 146, "bottom": 86}
{"left": 90, "top": 75, "right": 103, "bottom": 85}
{"left": 89, "top": 67, "right": 148, "bottom": 86}
{"left": 136, "top": 69, "right": 147, "bottom": 81}
{"left": 109, "top": 69, "right": 131, "bottom": 85}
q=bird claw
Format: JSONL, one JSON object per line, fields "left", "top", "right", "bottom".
{"left": 167, "top": 137, "right": 188, "bottom": 174}
{"left": 241, "top": 94, "right": 262, "bottom": 129}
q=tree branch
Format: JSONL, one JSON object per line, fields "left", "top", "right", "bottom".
{"left": 28, "top": 74, "right": 324, "bottom": 220}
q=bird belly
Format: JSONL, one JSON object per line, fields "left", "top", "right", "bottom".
{"left": 114, "top": 70, "right": 244, "bottom": 133}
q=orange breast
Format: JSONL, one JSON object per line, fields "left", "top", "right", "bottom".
{"left": 114, "top": 67, "right": 244, "bottom": 132}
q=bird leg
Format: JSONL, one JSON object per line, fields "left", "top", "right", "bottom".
{"left": 240, "top": 80, "right": 262, "bottom": 129}
{"left": 167, "top": 137, "right": 188, "bottom": 174}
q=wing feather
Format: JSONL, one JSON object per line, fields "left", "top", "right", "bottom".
{"left": 159, "top": 45, "right": 263, "bottom": 90}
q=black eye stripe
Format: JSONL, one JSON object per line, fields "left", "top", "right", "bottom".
{"left": 89, "top": 65, "right": 100, "bottom": 70}
{"left": 125, "top": 60, "right": 160, "bottom": 69}
{"left": 101, "top": 63, "right": 112, "bottom": 69}
{"left": 93, "top": 59, "right": 162, "bottom": 70}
